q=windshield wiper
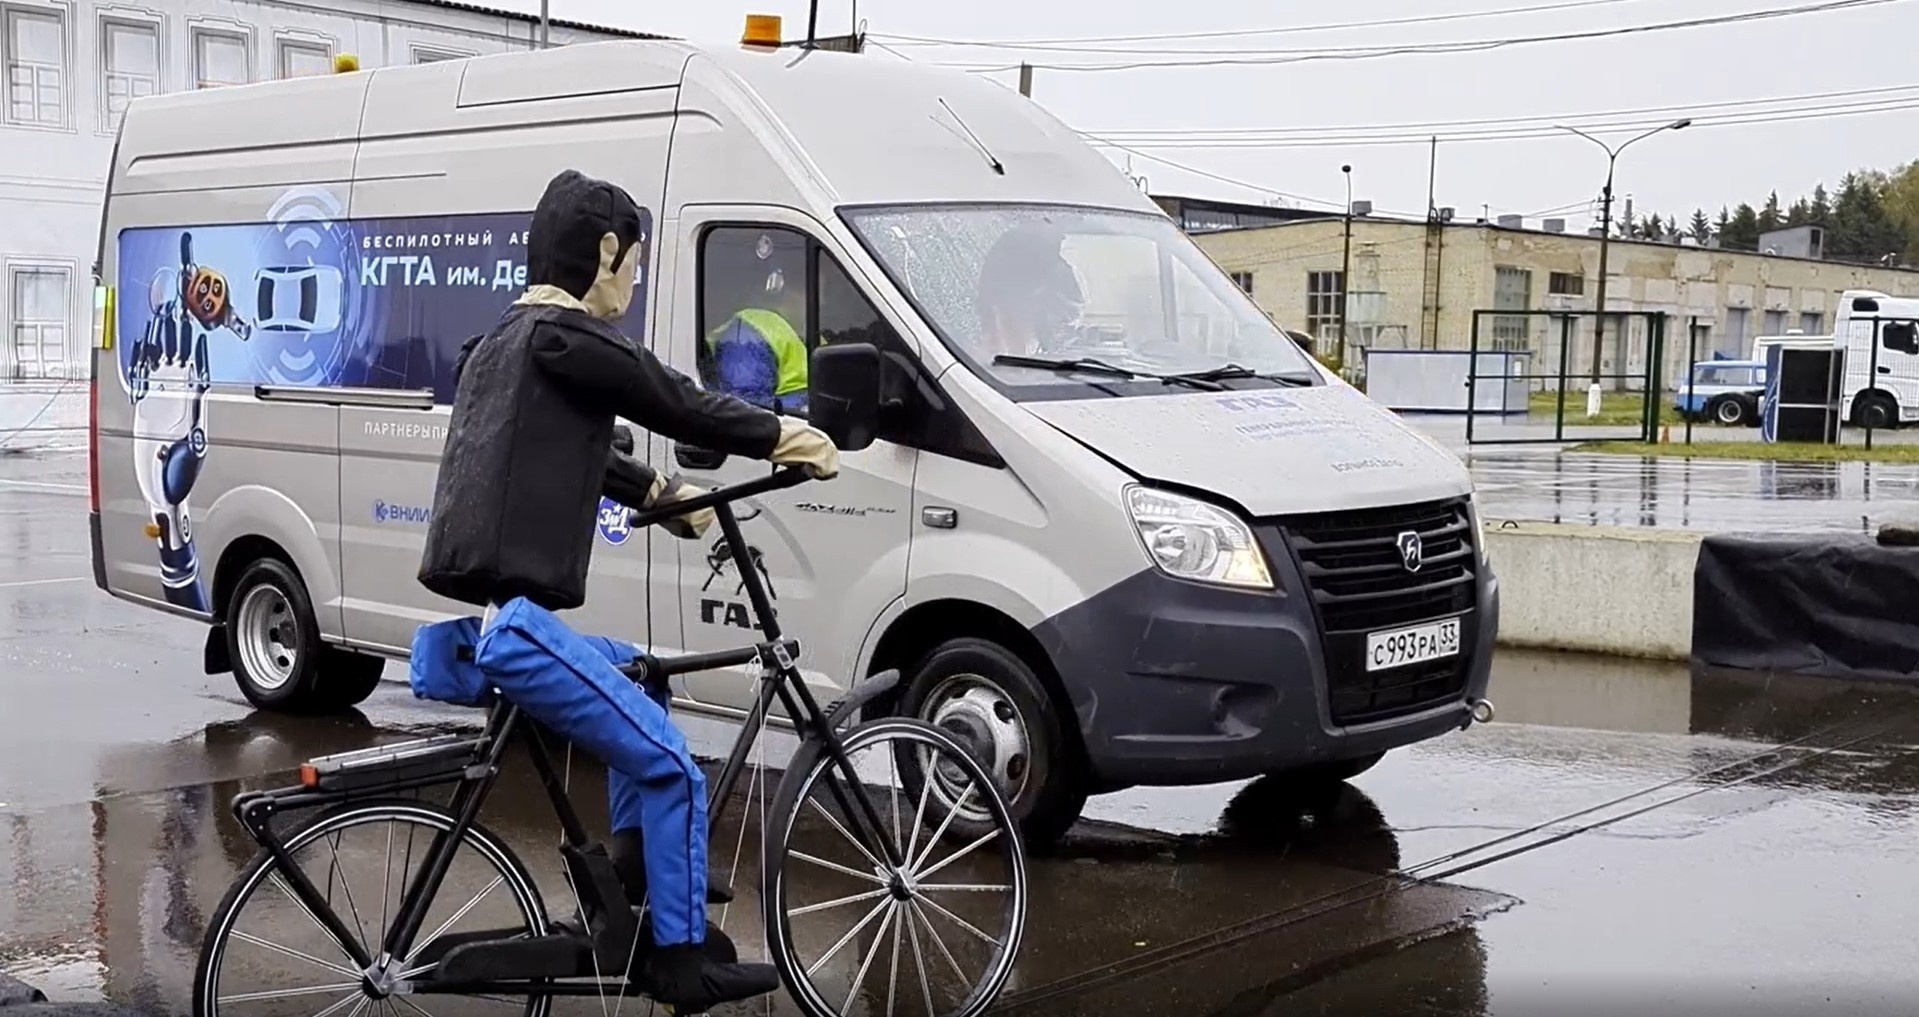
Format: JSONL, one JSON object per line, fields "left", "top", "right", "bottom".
{"left": 993, "top": 354, "right": 1229, "bottom": 391}
{"left": 1161, "top": 363, "right": 1317, "bottom": 387}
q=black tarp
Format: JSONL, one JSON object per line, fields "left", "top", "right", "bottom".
{"left": 1693, "top": 532, "right": 1919, "bottom": 681}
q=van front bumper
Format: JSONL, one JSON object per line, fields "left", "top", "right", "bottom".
{"left": 1033, "top": 555, "right": 1498, "bottom": 789}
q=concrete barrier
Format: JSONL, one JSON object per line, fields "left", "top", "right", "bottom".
{"left": 1484, "top": 520, "right": 1703, "bottom": 661}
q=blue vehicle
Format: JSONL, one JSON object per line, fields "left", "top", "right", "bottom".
{"left": 1676, "top": 358, "right": 1767, "bottom": 427}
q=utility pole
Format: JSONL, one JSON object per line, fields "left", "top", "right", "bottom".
{"left": 539, "top": 0, "right": 548, "bottom": 47}
{"left": 1018, "top": 62, "right": 1033, "bottom": 97}
{"left": 1557, "top": 119, "right": 1691, "bottom": 389}
{"left": 1339, "top": 164, "right": 1353, "bottom": 363}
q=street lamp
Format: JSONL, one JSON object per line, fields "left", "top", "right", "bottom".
{"left": 1339, "top": 164, "right": 1353, "bottom": 363}
{"left": 1556, "top": 119, "right": 1690, "bottom": 389}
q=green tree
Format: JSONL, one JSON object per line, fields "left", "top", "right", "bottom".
{"left": 1758, "top": 190, "right": 1783, "bottom": 234}
{"left": 1810, "top": 184, "right": 1832, "bottom": 226}
{"left": 1689, "top": 208, "right": 1713, "bottom": 241}
{"left": 1828, "top": 170, "right": 1905, "bottom": 263}
{"left": 1723, "top": 203, "right": 1761, "bottom": 250}
{"left": 1881, "top": 160, "right": 1919, "bottom": 263}
{"left": 1787, "top": 197, "right": 1811, "bottom": 226}
{"left": 1715, "top": 205, "right": 1732, "bottom": 241}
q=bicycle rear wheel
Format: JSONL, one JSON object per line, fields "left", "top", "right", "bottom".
{"left": 193, "top": 799, "right": 550, "bottom": 1017}
{"left": 763, "top": 718, "right": 1026, "bottom": 1017}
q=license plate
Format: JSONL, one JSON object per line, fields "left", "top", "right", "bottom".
{"left": 1365, "top": 617, "right": 1461, "bottom": 672}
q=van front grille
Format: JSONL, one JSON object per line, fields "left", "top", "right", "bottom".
{"left": 1269, "top": 497, "right": 1480, "bottom": 726}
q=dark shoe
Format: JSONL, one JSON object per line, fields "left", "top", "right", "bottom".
{"left": 636, "top": 943, "right": 779, "bottom": 1011}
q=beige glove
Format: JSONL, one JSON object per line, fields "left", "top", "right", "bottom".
{"left": 646, "top": 473, "right": 715, "bottom": 541}
{"left": 771, "top": 418, "right": 840, "bottom": 480}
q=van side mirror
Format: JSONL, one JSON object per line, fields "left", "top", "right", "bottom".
{"left": 809, "top": 342, "right": 882, "bottom": 452}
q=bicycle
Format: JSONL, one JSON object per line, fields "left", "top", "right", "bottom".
{"left": 192, "top": 464, "right": 1028, "bottom": 1017}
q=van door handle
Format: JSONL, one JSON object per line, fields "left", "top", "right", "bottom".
{"left": 674, "top": 444, "right": 728, "bottom": 470}
{"left": 1879, "top": 366, "right": 1893, "bottom": 374}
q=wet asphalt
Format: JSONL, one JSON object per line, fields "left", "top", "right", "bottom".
{"left": 7, "top": 446, "right": 1919, "bottom": 1015}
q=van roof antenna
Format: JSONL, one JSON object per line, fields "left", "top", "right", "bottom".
{"left": 805, "top": 0, "right": 818, "bottom": 48}
{"left": 938, "top": 97, "right": 1004, "bottom": 175}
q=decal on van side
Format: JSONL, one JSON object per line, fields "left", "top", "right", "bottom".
{"left": 112, "top": 196, "right": 655, "bottom": 611}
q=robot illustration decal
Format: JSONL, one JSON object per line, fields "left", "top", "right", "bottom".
{"left": 125, "top": 232, "right": 253, "bottom": 612}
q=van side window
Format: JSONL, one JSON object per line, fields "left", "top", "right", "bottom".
{"left": 697, "top": 222, "right": 1003, "bottom": 467}
{"left": 697, "top": 226, "right": 813, "bottom": 417}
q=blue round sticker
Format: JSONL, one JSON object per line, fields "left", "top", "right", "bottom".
{"left": 597, "top": 497, "right": 633, "bottom": 545}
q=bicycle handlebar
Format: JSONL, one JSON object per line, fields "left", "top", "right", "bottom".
{"left": 624, "top": 465, "right": 813, "bottom": 530}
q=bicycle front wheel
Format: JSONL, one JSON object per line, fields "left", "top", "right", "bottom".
{"left": 764, "top": 718, "right": 1027, "bottom": 1017}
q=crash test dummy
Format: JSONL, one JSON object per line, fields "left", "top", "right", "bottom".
{"left": 408, "top": 169, "right": 839, "bottom": 1011}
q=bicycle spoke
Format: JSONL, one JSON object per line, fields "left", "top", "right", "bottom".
{"left": 842, "top": 901, "right": 899, "bottom": 1015}
{"left": 917, "top": 892, "right": 1002, "bottom": 948}
{"left": 392, "top": 992, "right": 443, "bottom": 1017}
{"left": 904, "top": 897, "right": 938, "bottom": 1017}
{"left": 346, "top": 995, "right": 374, "bottom": 1017}
{"left": 911, "top": 782, "right": 976, "bottom": 874}
{"left": 807, "top": 796, "right": 888, "bottom": 874}
{"left": 915, "top": 828, "right": 1000, "bottom": 884}
{"left": 270, "top": 873, "right": 361, "bottom": 967}
{"left": 789, "top": 886, "right": 891, "bottom": 918}
{"left": 790, "top": 850, "right": 888, "bottom": 885}
{"left": 219, "top": 982, "right": 363, "bottom": 1004}
{"left": 916, "top": 883, "right": 1013, "bottom": 894}
{"left": 228, "top": 929, "right": 362, "bottom": 979}
{"left": 885, "top": 897, "right": 904, "bottom": 1017}
{"left": 908, "top": 900, "right": 970, "bottom": 985}
{"left": 400, "top": 876, "right": 505, "bottom": 966}
{"left": 903, "top": 764, "right": 934, "bottom": 875}
{"left": 888, "top": 748, "right": 902, "bottom": 863}
{"left": 323, "top": 831, "right": 372, "bottom": 953}
{"left": 805, "top": 897, "right": 891, "bottom": 979}
{"left": 380, "top": 822, "right": 395, "bottom": 944}
{"left": 311, "top": 990, "right": 370, "bottom": 1017}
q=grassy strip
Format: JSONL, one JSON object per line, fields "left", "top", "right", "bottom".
{"left": 1527, "top": 390, "right": 1685, "bottom": 428}
{"left": 1570, "top": 440, "right": 1919, "bottom": 464}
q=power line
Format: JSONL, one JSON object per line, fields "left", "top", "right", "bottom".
{"left": 1086, "top": 95, "right": 1919, "bottom": 149}
{"left": 945, "top": 0, "right": 1906, "bottom": 73}
{"left": 1086, "top": 82, "right": 1919, "bottom": 141}
{"left": 873, "top": 0, "right": 1656, "bottom": 49}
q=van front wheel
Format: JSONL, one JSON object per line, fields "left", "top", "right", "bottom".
{"left": 896, "top": 637, "right": 1088, "bottom": 850}
{"left": 224, "top": 558, "right": 380, "bottom": 713}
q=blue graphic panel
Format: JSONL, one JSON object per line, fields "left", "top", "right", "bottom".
{"left": 114, "top": 207, "right": 653, "bottom": 405}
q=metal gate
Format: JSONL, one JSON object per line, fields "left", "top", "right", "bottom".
{"left": 1465, "top": 309, "right": 1671, "bottom": 445}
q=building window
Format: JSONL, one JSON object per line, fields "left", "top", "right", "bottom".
{"left": 8, "top": 265, "right": 71, "bottom": 380}
{"left": 1548, "top": 271, "right": 1584, "bottom": 296}
{"left": 1305, "top": 270, "right": 1343, "bottom": 340}
{"left": 1762, "top": 309, "right": 1787, "bottom": 336}
{"left": 99, "top": 18, "right": 157, "bottom": 132}
{"left": 191, "top": 27, "right": 248, "bottom": 88}
{"left": 276, "top": 38, "right": 330, "bottom": 78}
{"left": 1228, "top": 271, "right": 1253, "bottom": 295}
{"left": 411, "top": 45, "right": 469, "bottom": 64}
{"left": 1800, "top": 311, "right": 1823, "bottom": 335}
{"left": 1723, "top": 307, "right": 1750, "bottom": 356}
{"left": 1492, "top": 265, "right": 1532, "bottom": 350}
{"left": 5, "top": 5, "right": 66, "bottom": 127}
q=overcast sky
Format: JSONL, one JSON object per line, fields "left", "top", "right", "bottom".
{"left": 515, "top": 0, "right": 1918, "bottom": 230}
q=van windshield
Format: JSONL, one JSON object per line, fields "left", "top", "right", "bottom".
{"left": 842, "top": 203, "right": 1322, "bottom": 399}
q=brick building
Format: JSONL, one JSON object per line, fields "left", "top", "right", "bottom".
{"left": 1188, "top": 211, "right": 1919, "bottom": 388}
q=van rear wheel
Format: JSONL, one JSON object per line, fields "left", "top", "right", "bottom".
{"left": 896, "top": 637, "right": 1088, "bottom": 850}
{"left": 224, "top": 558, "right": 381, "bottom": 713}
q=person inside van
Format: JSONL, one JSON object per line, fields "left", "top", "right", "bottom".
{"left": 973, "top": 222, "right": 1086, "bottom": 359}
{"left": 705, "top": 266, "right": 810, "bottom": 415}
{"left": 409, "top": 169, "right": 838, "bottom": 1012}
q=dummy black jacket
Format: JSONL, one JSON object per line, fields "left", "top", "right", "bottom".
{"left": 419, "top": 302, "right": 782, "bottom": 611}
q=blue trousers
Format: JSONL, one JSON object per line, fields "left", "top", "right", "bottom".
{"left": 409, "top": 598, "right": 707, "bottom": 947}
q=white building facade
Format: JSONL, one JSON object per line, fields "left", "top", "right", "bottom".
{"left": 0, "top": 0, "right": 642, "bottom": 383}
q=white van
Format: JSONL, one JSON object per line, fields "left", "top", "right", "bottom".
{"left": 86, "top": 30, "right": 1499, "bottom": 844}
{"left": 1835, "top": 290, "right": 1919, "bottom": 429}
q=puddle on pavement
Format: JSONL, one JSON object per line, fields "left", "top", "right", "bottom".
{"left": 2, "top": 709, "right": 1514, "bottom": 1017}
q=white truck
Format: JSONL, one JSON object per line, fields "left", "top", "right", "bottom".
{"left": 87, "top": 28, "right": 1499, "bottom": 844}
{"left": 1834, "top": 290, "right": 1919, "bottom": 429}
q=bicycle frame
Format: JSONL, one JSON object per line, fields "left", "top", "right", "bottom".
{"left": 226, "top": 466, "right": 911, "bottom": 996}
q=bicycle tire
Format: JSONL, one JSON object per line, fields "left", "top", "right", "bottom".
{"left": 762, "top": 717, "right": 1027, "bottom": 1017}
{"left": 193, "top": 798, "right": 551, "bottom": 1017}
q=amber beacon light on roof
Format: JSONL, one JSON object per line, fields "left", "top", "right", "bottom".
{"left": 333, "top": 53, "right": 360, "bottom": 73}
{"left": 742, "top": 13, "right": 781, "bottom": 47}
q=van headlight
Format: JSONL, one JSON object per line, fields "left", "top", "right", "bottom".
{"left": 1124, "top": 486, "right": 1274, "bottom": 589}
